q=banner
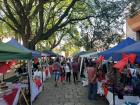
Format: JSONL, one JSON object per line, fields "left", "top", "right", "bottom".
{"left": 0, "top": 60, "right": 17, "bottom": 74}
{"left": 113, "top": 57, "right": 128, "bottom": 73}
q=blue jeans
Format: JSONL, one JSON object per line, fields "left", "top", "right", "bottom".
{"left": 53, "top": 71, "right": 60, "bottom": 81}
{"left": 88, "top": 83, "right": 97, "bottom": 100}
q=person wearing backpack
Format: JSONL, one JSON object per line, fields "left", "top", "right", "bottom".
{"left": 53, "top": 58, "right": 61, "bottom": 87}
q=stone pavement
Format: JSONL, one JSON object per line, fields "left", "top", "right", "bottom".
{"left": 33, "top": 79, "right": 108, "bottom": 105}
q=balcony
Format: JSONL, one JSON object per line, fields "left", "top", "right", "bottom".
{"left": 127, "top": 12, "right": 140, "bottom": 32}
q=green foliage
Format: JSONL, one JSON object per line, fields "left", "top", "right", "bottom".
{"left": 0, "top": 0, "right": 96, "bottom": 49}
{"left": 0, "top": 0, "right": 132, "bottom": 52}
{"left": 76, "top": 0, "right": 129, "bottom": 51}
{"left": 129, "top": 0, "right": 140, "bottom": 17}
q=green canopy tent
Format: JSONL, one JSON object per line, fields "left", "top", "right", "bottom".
{"left": 0, "top": 42, "right": 33, "bottom": 105}
{"left": 0, "top": 42, "right": 32, "bottom": 61}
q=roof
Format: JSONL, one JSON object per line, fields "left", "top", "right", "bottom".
{"left": 98, "top": 37, "right": 136, "bottom": 60}
{"left": 116, "top": 41, "right": 140, "bottom": 54}
{"left": 0, "top": 42, "right": 32, "bottom": 61}
{"left": 7, "top": 39, "right": 41, "bottom": 58}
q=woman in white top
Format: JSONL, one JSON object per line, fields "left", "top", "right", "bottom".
{"left": 65, "top": 62, "right": 71, "bottom": 83}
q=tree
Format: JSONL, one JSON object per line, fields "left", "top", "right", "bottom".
{"left": 0, "top": 0, "right": 95, "bottom": 49}
{"left": 36, "top": 31, "right": 65, "bottom": 51}
{"left": 59, "top": 34, "right": 81, "bottom": 57}
{"left": 128, "top": 0, "right": 140, "bottom": 17}
{"left": 0, "top": 21, "right": 16, "bottom": 41}
{"left": 75, "top": 0, "right": 130, "bottom": 51}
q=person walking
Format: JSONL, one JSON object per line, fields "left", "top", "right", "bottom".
{"left": 52, "top": 58, "right": 61, "bottom": 87}
{"left": 71, "top": 58, "right": 79, "bottom": 84}
{"left": 65, "top": 61, "right": 71, "bottom": 83}
{"left": 60, "top": 63, "right": 65, "bottom": 84}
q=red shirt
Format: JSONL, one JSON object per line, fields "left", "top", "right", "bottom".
{"left": 71, "top": 62, "right": 79, "bottom": 73}
{"left": 87, "top": 67, "right": 97, "bottom": 83}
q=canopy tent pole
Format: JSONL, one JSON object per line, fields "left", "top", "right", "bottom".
{"left": 80, "top": 57, "right": 84, "bottom": 75}
{"left": 40, "top": 57, "right": 44, "bottom": 90}
{"left": 27, "top": 60, "right": 32, "bottom": 105}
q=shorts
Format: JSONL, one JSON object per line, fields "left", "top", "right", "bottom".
{"left": 53, "top": 71, "right": 60, "bottom": 81}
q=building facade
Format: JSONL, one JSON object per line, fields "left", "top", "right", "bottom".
{"left": 127, "top": 12, "right": 140, "bottom": 41}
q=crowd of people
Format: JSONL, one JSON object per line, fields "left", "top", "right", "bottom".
{"left": 16, "top": 55, "right": 140, "bottom": 104}
{"left": 40, "top": 57, "right": 107, "bottom": 101}
{"left": 48, "top": 57, "right": 106, "bottom": 100}
{"left": 47, "top": 57, "right": 80, "bottom": 87}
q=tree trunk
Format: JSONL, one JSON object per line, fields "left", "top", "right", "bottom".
{"left": 29, "top": 42, "right": 35, "bottom": 50}
{"left": 21, "top": 33, "right": 36, "bottom": 50}
{"left": 22, "top": 36, "right": 30, "bottom": 48}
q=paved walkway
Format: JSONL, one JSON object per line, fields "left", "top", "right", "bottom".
{"left": 33, "top": 79, "right": 108, "bottom": 105}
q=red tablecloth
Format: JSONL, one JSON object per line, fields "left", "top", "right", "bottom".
{"left": 3, "top": 88, "right": 18, "bottom": 105}
{"left": 103, "top": 87, "right": 108, "bottom": 97}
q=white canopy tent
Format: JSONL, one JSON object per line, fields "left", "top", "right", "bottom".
{"left": 79, "top": 52, "right": 98, "bottom": 74}
{"left": 80, "top": 52, "right": 98, "bottom": 58}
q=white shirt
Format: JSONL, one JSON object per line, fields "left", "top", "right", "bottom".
{"left": 34, "top": 71, "right": 42, "bottom": 79}
{"left": 65, "top": 65, "right": 70, "bottom": 73}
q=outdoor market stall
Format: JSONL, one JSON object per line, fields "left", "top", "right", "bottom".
{"left": 98, "top": 37, "right": 136, "bottom": 61}
{"left": 7, "top": 39, "right": 45, "bottom": 102}
{"left": 7, "top": 39, "right": 41, "bottom": 58}
{"left": 0, "top": 42, "right": 32, "bottom": 105}
{"left": 78, "top": 51, "right": 98, "bottom": 86}
{"left": 97, "top": 39, "right": 140, "bottom": 105}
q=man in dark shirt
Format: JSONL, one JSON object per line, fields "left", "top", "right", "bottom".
{"left": 71, "top": 58, "right": 79, "bottom": 84}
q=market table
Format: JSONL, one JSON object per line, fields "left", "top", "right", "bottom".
{"left": 0, "top": 84, "right": 21, "bottom": 105}
{"left": 21, "top": 79, "right": 43, "bottom": 102}
{"left": 97, "top": 81, "right": 140, "bottom": 105}
{"left": 106, "top": 90, "right": 140, "bottom": 105}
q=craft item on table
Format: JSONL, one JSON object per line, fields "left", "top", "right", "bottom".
{"left": 21, "top": 79, "right": 28, "bottom": 84}
{"left": 0, "top": 63, "right": 10, "bottom": 74}
{"left": 3, "top": 88, "right": 18, "bottom": 105}
{"left": 0, "top": 82, "right": 8, "bottom": 90}
{"left": 34, "top": 79, "right": 42, "bottom": 89}
{"left": 0, "top": 60, "right": 17, "bottom": 74}
{"left": 103, "top": 86, "right": 108, "bottom": 97}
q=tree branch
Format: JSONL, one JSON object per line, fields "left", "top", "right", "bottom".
{"left": 55, "top": 0, "right": 78, "bottom": 26}
{"left": 0, "top": 17, "right": 19, "bottom": 33}
{"left": 38, "top": 0, "right": 44, "bottom": 35}
{"left": 26, "top": 0, "right": 35, "bottom": 16}
{"left": 3, "top": 0, "right": 21, "bottom": 28}
{"left": 59, "top": 15, "right": 94, "bottom": 28}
